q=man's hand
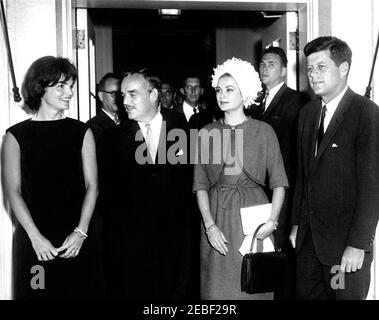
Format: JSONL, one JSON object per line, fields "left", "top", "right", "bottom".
{"left": 289, "top": 225, "right": 298, "bottom": 248}
{"left": 340, "top": 246, "right": 365, "bottom": 273}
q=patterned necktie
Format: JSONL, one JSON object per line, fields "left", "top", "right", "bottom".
{"left": 263, "top": 90, "right": 270, "bottom": 112}
{"left": 316, "top": 104, "right": 327, "bottom": 154}
{"left": 114, "top": 114, "right": 120, "bottom": 125}
{"left": 145, "top": 123, "right": 156, "bottom": 162}
{"left": 256, "top": 91, "right": 269, "bottom": 120}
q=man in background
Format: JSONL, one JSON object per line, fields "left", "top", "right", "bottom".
{"left": 251, "top": 46, "right": 308, "bottom": 299}
{"left": 174, "top": 74, "right": 213, "bottom": 130}
{"left": 87, "top": 73, "right": 121, "bottom": 142}
{"left": 160, "top": 80, "right": 176, "bottom": 110}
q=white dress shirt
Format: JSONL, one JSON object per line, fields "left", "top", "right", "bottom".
{"left": 183, "top": 101, "right": 198, "bottom": 122}
{"left": 102, "top": 108, "right": 119, "bottom": 124}
{"left": 265, "top": 82, "right": 285, "bottom": 111}
{"left": 321, "top": 85, "right": 348, "bottom": 132}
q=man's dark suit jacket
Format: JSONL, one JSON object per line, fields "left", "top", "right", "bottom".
{"left": 173, "top": 103, "right": 213, "bottom": 130}
{"left": 292, "top": 88, "right": 379, "bottom": 266}
{"left": 86, "top": 110, "right": 116, "bottom": 142}
{"left": 251, "top": 84, "right": 308, "bottom": 248}
{"left": 98, "top": 108, "right": 195, "bottom": 299}
{"left": 85, "top": 109, "right": 118, "bottom": 297}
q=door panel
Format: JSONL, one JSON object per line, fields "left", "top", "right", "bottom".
{"left": 262, "top": 12, "right": 298, "bottom": 90}
{"left": 76, "top": 8, "right": 97, "bottom": 122}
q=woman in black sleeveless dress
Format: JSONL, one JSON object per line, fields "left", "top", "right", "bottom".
{"left": 2, "top": 56, "right": 98, "bottom": 299}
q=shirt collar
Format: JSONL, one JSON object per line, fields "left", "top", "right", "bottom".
{"left": 183, "top": 101, "right": 198, "bottom": 121}
{"left": 267, "top": 82, "right": 284, "bottom": 97}
{"left": 323, "top": 85, "right": 348, "bottom": 111}
{"left": 102, "top": 108, "right": 118, "bottom": 122}
{"left": 138, "top": 110, "right": 162, "bottom": 130}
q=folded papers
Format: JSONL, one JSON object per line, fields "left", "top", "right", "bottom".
{"left": 239, "top": 203, "right": 275, "bottom": 255}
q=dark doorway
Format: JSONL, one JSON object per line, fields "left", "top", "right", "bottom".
{"left": 89, "top": 9, "right": 280, "bottom": 105}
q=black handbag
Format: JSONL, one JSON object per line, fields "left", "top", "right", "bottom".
{"left": 241, "top": 223, "right": 289, "bottom": 294}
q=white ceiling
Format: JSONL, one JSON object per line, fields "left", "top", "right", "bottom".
{"left": 74, "top": 0, "right": 304, "bottom": 11}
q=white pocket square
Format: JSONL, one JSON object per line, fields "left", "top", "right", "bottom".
{"left": 332, "top": 143, "right": 338, "bottom": 148}
{"left": 176, "top": 149, "right": 184, "bottom": 156}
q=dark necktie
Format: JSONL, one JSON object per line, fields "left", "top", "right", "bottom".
{"left": 193, "top": 107, "right": 199, "bottom": 114}
{"left": 256, "top": 91, "right": 269, "bottom": 119}
{"left": 316, "top": 104, "right": 327, "bottom": 154}
{"left": 263, "top": 91, "right": 269, "bottom": 111}
{"left": 114, "top": 114, "right": 120, "bottom": 125}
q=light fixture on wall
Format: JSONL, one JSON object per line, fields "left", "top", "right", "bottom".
{"left": 158, "top": 9, "right": 181, "bottom": 19}
{"left": 261, "top": 12, "right": 282, "bottom": 19}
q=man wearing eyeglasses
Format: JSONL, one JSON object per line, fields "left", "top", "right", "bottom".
{"left": 87, "top": 73, "right": 121, "bottom": 142}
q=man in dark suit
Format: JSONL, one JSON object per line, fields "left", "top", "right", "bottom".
{"left": 291, "top": 36, "right": 379, "bottom": 300}
{"left": 85, "top": 73, "right": 122, "bottom": 298}
{"left": 98, "top": 69, "right": 195, "bottom": 299}
{"left": 87, "top": 73, "right": 121, "bottom": 142}
{"left": 251, "top": 47, "right": 308, "bottom": 299}
{"left": 173, "top": 74, "right": 213, "bottom": 130}
{"left": 253, "top": 47, "right": 308, "bottom": 250}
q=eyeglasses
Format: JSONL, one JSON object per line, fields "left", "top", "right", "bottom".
{"left": 99, "top": 90, "right": 121, "bottom": 98}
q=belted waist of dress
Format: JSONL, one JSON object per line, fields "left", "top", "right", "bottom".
{"left": 212, "top": 182, "right": 259, "bottom": 209}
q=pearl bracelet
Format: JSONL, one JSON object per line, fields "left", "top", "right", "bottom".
{"left": 267, "top": 219, "right": 278, "bottom": 230}
{"left": 205, "top": 224, "right": 217, "bottom": 234}
{"left": 74, "top": 227, "right": 88, "bottom": 239}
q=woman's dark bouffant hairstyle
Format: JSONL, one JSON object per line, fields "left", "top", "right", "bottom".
{"left": 21, "top": 56, "right": 77, "bottom": 110}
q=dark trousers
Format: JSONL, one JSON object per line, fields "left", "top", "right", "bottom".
{"left": 274, "top": 238, "right": 296, "bottom": 300}
{"left": 296, "top": 229, "right": 373, "bottom": 300}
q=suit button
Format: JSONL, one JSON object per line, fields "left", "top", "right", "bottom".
{"left": 309, "top": 210, "right": 313, "bottom": 215}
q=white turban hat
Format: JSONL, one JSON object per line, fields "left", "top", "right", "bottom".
{"left": 211, "top": 57, "right": 262, "bottom": 107}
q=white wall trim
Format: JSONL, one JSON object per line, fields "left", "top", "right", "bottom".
{"left": 0, "top": 0, "right": 13, "bottom": 300}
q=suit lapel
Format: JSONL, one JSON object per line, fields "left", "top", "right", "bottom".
{"left": 262, "top": 84, "right": 287, "bottom": 120}
{"left": 307, "top": 100, "right": 322, "bottom": 173}
{"left": 174, "top": 103, "right": 184, "bottom": 115}
{"left": 99, "top": 110, "right": 115, "bottom": 126}
{"left": 312, "top": 88, "right": 353, "bottom": 169}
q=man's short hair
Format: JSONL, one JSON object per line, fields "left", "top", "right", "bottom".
{"left": 262, "top": 46, "right": 288, "bottom": 67}
{"left": 98, "top": 73, "right": 120, "bottom": 91}
{"left": 304, "top": 36, "right": 352, "bottom": 68}
{"left": 182, "top": 73, "right": 202, "bottom": 88}
{"left": 124, "top": 68, "right": 161, "bottom": 90}
{"left": 160, "top": 78, "right": 175, "bottom": 90}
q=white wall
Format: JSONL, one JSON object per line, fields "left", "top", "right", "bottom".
{"left": 0, "top": 0, "right": 58, "bottom": 300}
{"left": 0, "top": 0, "right": 12, "bottom": 301}
{"left": 330, "top": 0, "right": 377, "bottom": 101}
